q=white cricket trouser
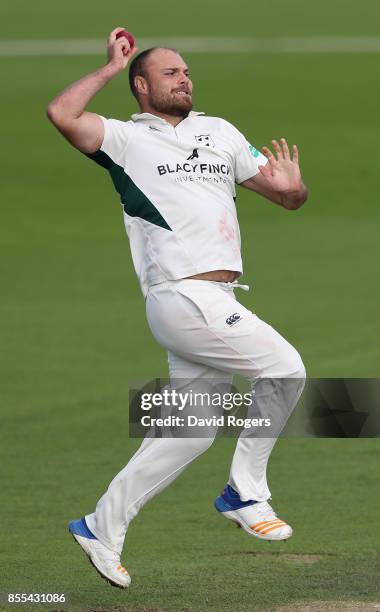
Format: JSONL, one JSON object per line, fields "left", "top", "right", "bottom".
{"left": 86, "top": 279, "right": 306, "bottom": 554}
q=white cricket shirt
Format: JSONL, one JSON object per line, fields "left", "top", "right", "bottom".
{"left": 88, "top": 111, "right": 267, "bottom": 297}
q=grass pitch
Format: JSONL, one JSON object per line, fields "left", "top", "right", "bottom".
{"left": 1, "top": 0, "right": 379, "bottom": 610}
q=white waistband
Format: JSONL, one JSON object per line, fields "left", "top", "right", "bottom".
{"left": 148, "top": 278, "right": 251, "bottom": 293}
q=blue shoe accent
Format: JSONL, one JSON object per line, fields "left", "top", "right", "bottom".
{"left": 214, "top": 484, "right": 258, "bottom": 512}
{"left": 68, "top": 517, "right": 97, "bottom": 540}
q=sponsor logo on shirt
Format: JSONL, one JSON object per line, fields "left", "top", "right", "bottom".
{"left": 226, "top": 313, "right": 242, "bottom": 326}
{"left": 248, "top": 144, "right": 260, "bottom": 158}
{"left": 157, "top": 162, "right": 231, "bottom": 177}
{"left": 187, "top": 148, "right": 199, "bottom": 160}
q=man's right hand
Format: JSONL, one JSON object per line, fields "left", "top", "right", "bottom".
{"left": 47, "top": 28, "right": 139, "bottom": 154}
{"left": 107, "top": 27, "right": 139, "bottom": 73}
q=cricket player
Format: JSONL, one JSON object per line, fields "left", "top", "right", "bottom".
{"left": 47, "top": 28, "right": 308, "bottom": 588}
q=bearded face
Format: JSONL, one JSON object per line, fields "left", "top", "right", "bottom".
{"left": 136, "top": 49, "right": 193, "bottom": 118}
{"left": 146, "top": 80, "right": 193, "bottom": 117}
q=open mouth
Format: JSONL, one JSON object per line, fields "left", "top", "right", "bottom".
{"left": 173, "top": 90, "right": 190, "bottom": 97}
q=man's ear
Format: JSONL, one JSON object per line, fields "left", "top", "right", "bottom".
{"left": 135, "top": 76, "right": 148, "bottom": 96}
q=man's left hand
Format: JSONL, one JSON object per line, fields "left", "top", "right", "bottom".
{"left": 259, "top": 138, "right": 302, "bottom": 193}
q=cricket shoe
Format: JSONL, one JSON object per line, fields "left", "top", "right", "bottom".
{"left": 214, "top": 485, "right": 292, "bottom": 541}
{"left": 68, "top": 517, "right": 131, "bottom": 588}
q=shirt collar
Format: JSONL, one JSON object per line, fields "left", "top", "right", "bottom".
{"left": 131, "top": 110, "right": 205, "bottom": 127}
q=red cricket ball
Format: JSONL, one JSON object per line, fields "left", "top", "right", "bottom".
{"left": 116, "top": 29, "right": 135, "bottom": 50}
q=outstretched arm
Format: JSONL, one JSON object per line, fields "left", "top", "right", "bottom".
{"left": 46, "top": 28, "right": 138, "bottom": 153}
{"left": 240, "top": 138, "right": 308, "bottom": 210}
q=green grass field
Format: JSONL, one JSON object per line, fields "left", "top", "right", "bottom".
{"left": 1, "top": 1, "right": 379, "bottom": 610}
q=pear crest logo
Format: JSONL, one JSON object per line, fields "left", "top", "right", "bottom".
{"left": 195, "top": 134, "right": 215, "bottom": 148}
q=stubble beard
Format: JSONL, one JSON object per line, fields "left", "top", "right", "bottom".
{"left": 148, "top": 88, "right": 193, "bottom": 118}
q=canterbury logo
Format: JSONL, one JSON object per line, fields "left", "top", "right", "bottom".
{"left": 226, "top": 313, "right": 241, "bottom": 326}
{"left": 187, "top": 148, "right": 199, "bottom": 160}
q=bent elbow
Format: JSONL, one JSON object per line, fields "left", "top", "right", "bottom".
{"left": 46, "top": 103, "right": 59, "bottom": 124}
{"left": 286, "top": 188, "right": 308, "bottom": 211}
{"left": 46, "top": 102, "right": 67, "bottom": 128}
{"left": 289, "top": 199, "right": 307, "bottom": 211}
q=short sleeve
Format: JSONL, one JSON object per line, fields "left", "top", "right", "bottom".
{"left": 86, "top": 115, "right": 134, "bottom": 168}
{"left": 227, "top": 122, "right": 268, "bottom": 184}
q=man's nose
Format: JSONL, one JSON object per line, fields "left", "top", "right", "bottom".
{"left": 178, "top": 72, "right": 190, "bottom": 86}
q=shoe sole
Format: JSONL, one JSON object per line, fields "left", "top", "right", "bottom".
{"left": 70, "top": 533, "right": 130, "bottom": 589}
